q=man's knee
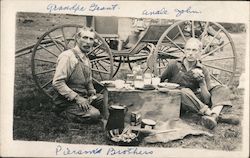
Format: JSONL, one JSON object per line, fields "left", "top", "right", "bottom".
{"left": 89, "top": 106, "right": 101, "bottom": 120}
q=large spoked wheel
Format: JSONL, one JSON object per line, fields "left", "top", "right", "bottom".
{"left": 155, "top": 20, "right": 237, "bottom": 86}
{"left": 31, "top": 24, "right": 113, "bottom": 99}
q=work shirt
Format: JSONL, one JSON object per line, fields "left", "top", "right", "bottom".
{"left": 160, "top": 59, "right": 212, "bottom": 92}
{"left": 52, "top": 46, "right": 96, "bottom": 103}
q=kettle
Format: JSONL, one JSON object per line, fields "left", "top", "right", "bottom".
{"left": 105, "top": 105, "right": 128, "bottom": 132}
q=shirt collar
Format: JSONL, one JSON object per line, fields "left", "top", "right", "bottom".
{"left": 178, "top": 57, "right": 203, "bottom": 68}
{"left": 73, "top": 46, "right": 87, "bottom": 59}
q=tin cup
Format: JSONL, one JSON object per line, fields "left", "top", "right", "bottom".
{"left": 152, "top": 77, "right": 161, "bottom": 86}
{"left": 141, "top": 119, "right": 156, "bottom": 129}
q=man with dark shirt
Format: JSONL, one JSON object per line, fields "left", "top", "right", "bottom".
{"left": 160, "top": 38, "right": 234, "bottom": 129}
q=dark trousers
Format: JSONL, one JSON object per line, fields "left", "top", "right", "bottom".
{"left": 180, "top": 85, "right": 232, "bottom": 114}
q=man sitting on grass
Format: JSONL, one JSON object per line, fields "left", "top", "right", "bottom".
{"left": 52, "top": 27, "right": 103, "bottom": 123}
{"left": 160, "top": 38, "right": 239, "bottom": 130}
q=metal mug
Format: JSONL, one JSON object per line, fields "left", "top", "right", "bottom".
{"left": 105, "top": 105, "right": 128, "bottom": 131}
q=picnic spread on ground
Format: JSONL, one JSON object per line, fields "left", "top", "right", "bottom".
{"left": 101, "top": 75, "right": 214, "bottom": 146}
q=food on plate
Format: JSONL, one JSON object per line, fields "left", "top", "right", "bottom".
{"left": 157, "top": 82, "right": 180, "bottom": 89}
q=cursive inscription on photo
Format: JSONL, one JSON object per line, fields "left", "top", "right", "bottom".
{"left": 142, "top": 8, "right": 168, "bottom": 16}
{"left": 55, "top": 145, "right": 154, "bottom": 156}
{"left": 47, "top": 3, "right": 119, "bottom": 13}
{"left": 174, "top": 6, "right": 201, "bottom": 17}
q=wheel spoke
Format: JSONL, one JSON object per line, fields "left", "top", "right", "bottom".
{"left": 93, "top": 61, "right": 103, "bottom": 80}
{"left": 91, "top": 68, "right": 110, "bottom": 74}
{"left": 202, "top": 56, "right": 235, "bottom": 62}
{"left": 87, "top": 43, "right": 103, "bottom": 56}
{"left": 202, "top": 29, "right": 222, "bottom": 53}
{"left": 90, "top": 56, "right": 110, "bottom": 63}
{"left": 61, "top": 27, "right": 68, "bottom": 49}
{"left": 165, "top": 36, "right": 185, "bottom": 54}
{"left": 92, "top": 78, "right": 104, "bottom": 87}
{"left": 143, "top": 67, "right": 149, "bottom": 73}
{"left": 101, "top": 59, "right": 112, "bottom": 65}
{"left": 97, "top": 61, "right": 108, "bottom": 71}
{"left": 74, "top": 27, "right": 79, "bottom": 37}
{"left": 203, "top": 63, "right": 233, "bottom": 73}
{"left": 39, "top": 45, "right": 58, "bottom": 57}
{"left": 95, "top": 50, "right": 106, "bottom": 56}
{"left": 41, "top": 79, "right": 53, "bottom": 88}
{"left": 201, "top": 41, "right": 230, "bottom": 59}
{"left": 34, "top": 58, "right": 57, "bottom": 63}
{"left": 177, "top": 25, "right": 186, "bottom": 42}
{"left": 160, "top": 58, "right": 165, "bottom": 66}
{"left": 47, "top": 34, "right": 63, "bottom": 52}
{"left": 191, "top": 21, "right": 195, "bottom": 37}
{"left": 210, "top": 74, "right": 223, "bottom": 85}
{"left": 35, "top": 68, "right": 55, "bottom": 75}
{"left": 201, "top": 21, "right": 209, "bottom": 40}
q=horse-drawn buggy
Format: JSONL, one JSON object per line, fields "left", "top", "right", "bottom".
{"left": 24, "top": 16, "right": 236, "bottom": 99}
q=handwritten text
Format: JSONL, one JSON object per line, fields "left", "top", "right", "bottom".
{"left": 142, "top": 8, "right": 168, "bottom": 16}
{"left": 106, "top": 147, "right": 154, "bottom": 155}
{"left": 47, "top": 3, "right": 86, "bottom": 13}
{"left": 47, "top": 3, "right": 119, "bottom": 13}
{"left": 89, "top": 3, "right": 119, "bottom": 12}
{"left": 55, "top": 145, "right": 154, "bottom": 156}
{"left": 55, "top": 145, "right": 102, "bottom": 155}
{"left": 175, "top": 6, "right": 201, "bottom": 17}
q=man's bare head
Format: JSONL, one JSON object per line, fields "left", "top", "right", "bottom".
{"left": 76, "top": 27, "right": 95, "bottom": 53}
{"left": 184, "top": 38, "right": 203, "bottom": 62}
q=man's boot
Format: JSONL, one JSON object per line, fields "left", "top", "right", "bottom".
{"left": 201, "top": 113, "right": 218, "bottom": 130}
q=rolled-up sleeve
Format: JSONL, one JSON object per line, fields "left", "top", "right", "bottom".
{"left": 52, "top": 53, "right": 78, "bottom": 101}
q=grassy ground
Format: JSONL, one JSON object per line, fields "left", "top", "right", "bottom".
{"left": 14, "top": 12, "right": 246, "bottom": 151}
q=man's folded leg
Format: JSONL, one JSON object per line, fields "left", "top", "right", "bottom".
{"left": 59, "top": 103, "right": 101, "bottom": 124}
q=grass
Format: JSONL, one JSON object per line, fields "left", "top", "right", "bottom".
{"left": 13, "top": 12, "right": 246, "bottom": 151}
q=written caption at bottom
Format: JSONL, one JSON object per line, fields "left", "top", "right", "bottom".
{"left": 55, "top": 145, "right": 154, "bottom": 156}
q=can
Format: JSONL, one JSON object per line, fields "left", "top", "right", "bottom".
{"left": 130, "top": 111, "right": 142, "bottom": 126}
{"left": 141, "top": 119, "right": 156, "bottom": 129}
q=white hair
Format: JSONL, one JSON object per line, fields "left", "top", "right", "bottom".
{"left": 185, "top": 38, "right": 203, "bottom": 50}
{"left": 76, "top": 27, "right": 95, "bottom": 38}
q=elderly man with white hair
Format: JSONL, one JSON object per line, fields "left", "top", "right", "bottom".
{"left": 52, "top": 27, "right": 103, "bottom": 123}
{"left": 160, "top": 38, "right": 238, "bottom": 130}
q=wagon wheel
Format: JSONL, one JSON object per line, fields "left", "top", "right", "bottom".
{"left": 127, "top": 43, "right": 155, "bottom": 73}
{"left": 155, "top": 20, "right": 237, "bottom": 86}
{"left": 31, "top": 24, "right": 113, "bottom": 99}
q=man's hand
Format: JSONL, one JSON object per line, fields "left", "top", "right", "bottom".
{"left": 88, "top": 95, "right": 97, "bottom": 103}
{"left": 192, "top": 68, "right": 205, "bottom": 82}
{"left": 74, "top": 95, "right": 90, "bottom": 112}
